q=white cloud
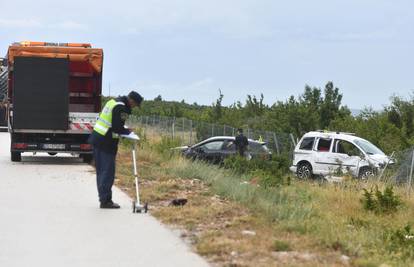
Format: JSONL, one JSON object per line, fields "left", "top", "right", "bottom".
{"left": 51, "top": 21, "right": 88, "bottom": 31}
{"left": 0, "top": 18, "right": 87, "bottom": 31}
{"left": 323, "top": 30, "right": 396, "bottom": 42}
{"left": 0, "top": 18, "right": 42, "bottom": 28}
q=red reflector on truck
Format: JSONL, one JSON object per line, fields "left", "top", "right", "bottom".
{"left": 80, "top": 144, "right": 92, "bottom": 150}
{"left": 12, "top": 143, "right": 28, "bottom": 149}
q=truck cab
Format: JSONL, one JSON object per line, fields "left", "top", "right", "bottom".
{"left": 1, "top": 41, "right": 103, "bottom": 162}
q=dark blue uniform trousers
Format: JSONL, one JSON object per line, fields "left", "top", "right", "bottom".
{"left": 93, "top": 147, "right": 116, "bottom": 203}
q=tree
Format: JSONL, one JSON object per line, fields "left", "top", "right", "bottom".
{"left": 320, "top": 81, "right": 344, "bottom": 128}
{"left": 209, "top": 89, "right": 224, "bottom": 122}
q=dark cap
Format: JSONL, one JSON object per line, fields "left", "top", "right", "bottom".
{"left": 128, "top": 91, "right": 143, "bottom": 106}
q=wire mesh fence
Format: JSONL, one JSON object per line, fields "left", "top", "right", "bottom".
{"left": 392, "top": 148, "right": 414, "bottom": 186}
{"left": 127, "top": 115, "right": 297, "bottom": 155}
{"left": 128, "top": 115, "right": 414, "bottom": 192}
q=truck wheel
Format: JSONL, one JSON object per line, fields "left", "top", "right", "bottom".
{"left": 11, "top": 152, "right": 21, "bottom": 162}
{"left": 297, "top": 162, "right": 312, "bottom": 179}
{"left": 81, "top": 154, "right": 93, "bottom": 164}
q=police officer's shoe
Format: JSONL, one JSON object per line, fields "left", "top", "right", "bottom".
{"left": 100, "top": 200, "right": 121, "bottom": 209}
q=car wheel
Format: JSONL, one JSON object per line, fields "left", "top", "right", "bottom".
{"left": 48, "top": 152, "right": 57, "bottom": 156}
{"left": 359, "top": 167, "right": 375, "bottom": 179}
{"left": 297, "top": 162, "right": 312, "bottom": 179}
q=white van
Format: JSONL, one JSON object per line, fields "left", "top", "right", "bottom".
{"left": 290, "top": 131, "right": 391, "bottom": 179}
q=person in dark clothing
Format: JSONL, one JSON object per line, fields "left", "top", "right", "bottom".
{"left": 234, "top": 128, "right": 248, "bottom": 157}
{"left": 88, "top": 91, "right": 143, "bottom": 209}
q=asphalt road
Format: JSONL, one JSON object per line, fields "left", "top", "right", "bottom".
{"left": 0, "top": 133, "right": 209, "bottom": 267}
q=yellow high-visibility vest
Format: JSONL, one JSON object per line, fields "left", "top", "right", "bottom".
{"left": 93, "top": 99, "right": 125, "bottom": 139}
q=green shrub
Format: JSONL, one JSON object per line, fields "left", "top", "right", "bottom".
{"left": 222, "top": 154, "right": 290, "bottom": 188}
{"left": 361, "top": 186, "right": 402, "bottom": 214}
{"left": 223, "top": 156, "right": 251, "bottom": 174}
{"left": 223, "top": 155, "right": 291, "bottom": 188}
{"left": 385, "top": 225, "right": 414, "bottom": 260}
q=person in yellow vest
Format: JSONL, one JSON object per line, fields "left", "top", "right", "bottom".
{"left": 88, "top": 91, "right": 143, "bottom": 209}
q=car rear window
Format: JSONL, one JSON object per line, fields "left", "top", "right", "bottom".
{"left": 249, "top": 142, "right": 268, "bottom": 153}
{"left": 299, "top": 137, "right": 315, "bottom": 150}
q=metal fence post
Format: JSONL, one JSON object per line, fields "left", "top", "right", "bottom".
{"left": 273, "top": 132, "right": 280, "bottom": 155}
{"left": 408, "top": 149, "right": 414, "bottom": 196}
{"left": 189, "top": 119, "right": 193, "bottom": 145}
{"left": 172, "top": 117, "right": 175, "bottom": 139}
{"left": 182, "top": 117, "right": 185, "bottom": 144}
{"left": 211, "top": 124, "right": 214, "bottom": 137}
{"left": 223, "top": 125, "right": 226, "bottom": 136}
{"left": 289, "top": 133, "right": 297, "bottom": 147}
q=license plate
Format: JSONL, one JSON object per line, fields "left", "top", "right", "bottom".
{"left": 43, "top": 144, "right": 65, "bottom": 150}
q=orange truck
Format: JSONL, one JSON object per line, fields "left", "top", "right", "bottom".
{"left": 0, "top": 41, "right": 103, "bottom": 162}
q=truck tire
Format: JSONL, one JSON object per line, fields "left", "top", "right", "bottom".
{"left": 80, "top": 154, "right": 93, "bottom": 164}
{"left": 11, "top": 152, "right": 21, "bottom": 162}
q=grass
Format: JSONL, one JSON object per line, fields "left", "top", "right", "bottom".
{"left": 115, "top": 132, "right": 414, "bottom": 266}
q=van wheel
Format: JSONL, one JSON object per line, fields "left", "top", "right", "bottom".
{"left": 359, "top": 167, "right": 375, "bottom": 179}
{"left": 297, "top": 162, "right": 312, "bottom": 179}
{"left": 11, "top": 152, "right": 21, "bottom": 162}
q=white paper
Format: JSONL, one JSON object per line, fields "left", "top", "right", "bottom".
{"left": 120, "top": 132, "right": 140, "bottom": 141}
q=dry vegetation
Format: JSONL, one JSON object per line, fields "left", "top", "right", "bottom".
{"left": 115, "top": 134, "right": 414, "bottom": 267}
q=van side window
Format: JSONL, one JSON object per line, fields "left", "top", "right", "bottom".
{"left": 334, "top": 139, "right": 360, "bottom": 156}
{"left": 317, "top": 138, "right": 332, "bottom": 152}
{"left": 299, "top": 137, "right": 315, "bottom": 150}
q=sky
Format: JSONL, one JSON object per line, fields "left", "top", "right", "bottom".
{"left": 0, "top": 0, "right": 413, "bottom": 110}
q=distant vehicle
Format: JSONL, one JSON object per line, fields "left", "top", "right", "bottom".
{"left": 290, "top": 131, "right": 392, "bottom": 179}
{"left": 177, "top": 136, "right": 271, "bottom": 163}
{"left": 0, "top": 41, "right": 103, "bottom": 162}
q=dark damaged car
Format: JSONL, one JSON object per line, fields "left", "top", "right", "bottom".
{"left": 176, "top": 136, "right": 272, "bottom": 163}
